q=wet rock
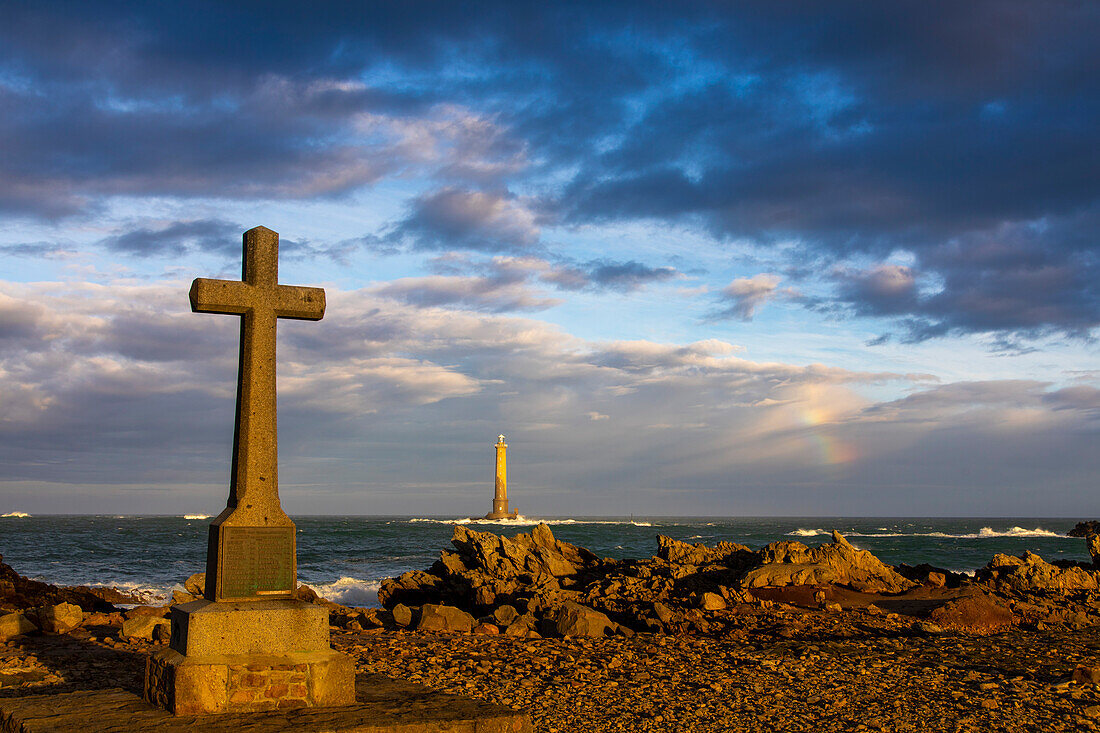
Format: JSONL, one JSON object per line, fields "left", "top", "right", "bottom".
{"left": 1088, "top": 535, "right": 1100, "bottom": 569}
{"left": 742, "top": 531, "right": 916, "bottom": 594}
{"left": 1068, "top": 521, "right": 1100, "bottom": 537}
{"left": 1073, "top": 665, "right": 1100, "bottom": 685}
{"left": 417, "top": 604, "right": 475, "bottom": 633}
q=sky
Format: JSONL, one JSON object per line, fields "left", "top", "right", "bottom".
{"left": 1, "top": 1, "right": 1099, "bottom": 517}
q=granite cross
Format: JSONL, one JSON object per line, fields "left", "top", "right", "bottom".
{"left": 189, "top": 226, "right": 325, "bottom": 601}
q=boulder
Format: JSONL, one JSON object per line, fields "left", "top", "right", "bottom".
{"left": 0, "top": 611, "right": 37, "bottom": 641}
{"left": 492, "top": 604, "right": 519, "bottom": 626}
{"left": 1068, "top": 521, "right": 1100, "bottom": 538}
{"left": 378, "top": 570, "right": 444, "bottom": 608}
{"left": 699, "top": 592, "right": 726, "bottom": 611}
{"left": 183, "top": 572, "right": 206, "bottom": 596}
{"left": 416, "top": 604, "right": 475, "bottom": 633}
{"left": 980, "top": 550, "right": 1100, "bottom": 594}
{"left": 554, "top": 602, "right": 612, "bottom": 638}
{"left": 657, "top": 536, "right": 753, "bottom": 567}
{"left": 0, "top": 554, "right": 117, "bottom": 612}
{"left": 927, "top": 593, "right": 1014, "bottom": 634}
{"left": 38, "top": 602, "right": 83, "bottom": 634}
{"left": 391, "top": 603, "right": 413, "bottom": 627}
{"left": 742, "top": 531, "right": 916, "bottom": 594}
{"left": 1088, "top": 535, "right": 1100, "bottom": 569}
{"left": 121, "top": 615, "right": 170, "bottom": 640}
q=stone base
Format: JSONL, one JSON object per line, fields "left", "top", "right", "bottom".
{"left": 144, "top": 648, "right": 355, "bottom": 715}
{"left": 0, "top": 674, "right": 534, "bottom": 732}
{"left": 143, "top": 597, "right": 356, "bottom": 715}
{"left": 483, "top": 510, "right": 519, "bottom": 520}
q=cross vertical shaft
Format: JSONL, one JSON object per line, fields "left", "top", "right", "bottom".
{"left": 189, "top": 226, "right": 325, "bottom": 601}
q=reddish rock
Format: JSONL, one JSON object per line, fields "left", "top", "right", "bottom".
{"left": 927, "top": 593, "right": 1014, "bottom": 633}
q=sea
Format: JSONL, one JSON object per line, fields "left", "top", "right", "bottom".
{"left": 0, "top": 514, "right": 1092, "bottom": 608}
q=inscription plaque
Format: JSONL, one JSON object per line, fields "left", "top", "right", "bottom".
{"left": 218, "top": 526, "right": 295, "bottom": 600}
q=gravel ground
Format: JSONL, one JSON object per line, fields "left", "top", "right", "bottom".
{"left": 3, "top": 619, "right": 1100, "bottom": 732}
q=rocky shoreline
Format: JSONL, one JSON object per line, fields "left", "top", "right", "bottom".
{"left": 4, "top": 525, "right": 1100, "bottom": 730}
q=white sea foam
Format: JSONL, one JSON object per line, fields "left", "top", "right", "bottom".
{"left": 307, "top": 577, "right": 381, "bottom": 607}
{"left": 1, "top": 511, "right": 30, "bottom": 518}
{"left": 182, "top": 514, "right": 210, "bottom": 520}
{"left": 789, "top": 526, "right": 1065, "bottom": 540}
{"left": 788, "top": 528, "right": 827, "bottom": 537}
{"left": 927, "top": 526, "right": 1064, "bottom": 539}
{"left": 84, "top": 581, "right": 174, "bottom": 605}
{"left": 409, "top": 517, "right": 655, "bottom": 527}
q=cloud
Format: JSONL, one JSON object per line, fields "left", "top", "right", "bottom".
{"left": 713, "top": 274, "right": 783, "bottom": 320}
{"left": 391, "top": 188, "right": 543, "bottom": 253}
{"left": 100, "top": 219, "right": 242, "bottom": 257}
{"left": 3, "top": 277, "right": 1099, "bottom": 514}
{"left": 370, "top": 275, "right": 562, "bottom": 313}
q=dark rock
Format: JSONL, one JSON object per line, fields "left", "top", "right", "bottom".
{"left": 1068, "top": 521, "right": 1100, "bottom": 537}
{"left": 0, "top": 554, "right": 119, "bottom": 613}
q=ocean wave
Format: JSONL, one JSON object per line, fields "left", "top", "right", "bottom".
{"left": 926, "top": 526, "right": 1064, "bottom": 539}
{"left": 306, "top": 577, "right": 381, "bottom": 607}
{"left": 182, "top": 514, "right": 210, "bottom": 520}
{"left": 789, "top": 526, "right": 1065, "bottom": 540}
{"left": 1, "top": 511, "right": 30, "bottom": 518}
{"left": 84, "top": 581, "right": 174, "bottom": 605}
{"left": 408, "top": 517, "right": 655, "bottom": 527}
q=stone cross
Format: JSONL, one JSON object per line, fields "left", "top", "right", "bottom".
{"left": 189, "top": 226, "right": 325, "bottom": 601}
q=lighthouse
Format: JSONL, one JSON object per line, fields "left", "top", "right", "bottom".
{"left": 485, "top": 434, "right": 518, "bottom": 520}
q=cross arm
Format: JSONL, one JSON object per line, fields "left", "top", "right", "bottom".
{"left": 190, "top": 278, "right": 253, "bottom": 315}
{"left": 274, "top": 284, "right": 326, "bottom": 321}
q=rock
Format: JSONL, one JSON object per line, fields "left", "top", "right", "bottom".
{"left": 152, "top": 622, "right": 172, "bottom": 642}
{"left": 1073, "top": 665, "right": 1100, "bottom": 685}
{"left": 653, "top": 602, "right": 676, "bottom": 624}
{"left": 391, "top": 603, "right": 413, "bottom": 627}
{"left": 474, "top": 623, "right": 500, "bottom": 634}
{"left": 980, "top": 550, "right": 1100, "bottom": 594}
{"left": 699, "top": 592, "right": 726, "bottom": 611}
{"left": 1088, "top": 535, "right": 1100, "bottom": 568}
{"left": 656, "top": 536, "right": 753, "bottom": 566}
{"left": 742, "top": 531, "right": 916, "bottom": 594}
{"left": 0, "top": 611, "right": 37, "bottom": 641}
{"left": 0, "top": 555, "right": 118, "bottom": 612}
{"left": 926, "top": 572, "right": 947, "bottom": 588}
{"left": 493, "top": 604, "right": 519, "bottom": 626}
{"left": 120, "top": 615, "right": 170, "bottom": 640}
{"left": 378, "top": 570, "right": 445, "bottom": 608}
{"left": 124, "top": 605, "right": 168, "bottom": 619}
{"left": 38, "top": 602, "right": 83, "bottom": 634}
{"left": 555, "top": 602, "right": 612, "bottom": 637}
{"left": 927, "top": 592, "right": 1014, "bottom": 633}
{"left": 1068, "top": 521, "right": 1100, "bottom": 537}
{"left": 417, "top": 604, "right": 475, "bottom": 633}
{"left": 916, "top": 621, "right": 944, "bottom": 634}
{"left": 183, "top": 572, "right": 206, "bottom": 596}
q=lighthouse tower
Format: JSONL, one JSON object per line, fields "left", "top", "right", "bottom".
{"left": 485, "top": 434, "right": 518, "bottom": 520}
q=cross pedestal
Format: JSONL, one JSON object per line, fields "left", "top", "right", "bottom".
{"left": 144, "top": 226, "right": 354, "bottom": 715}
